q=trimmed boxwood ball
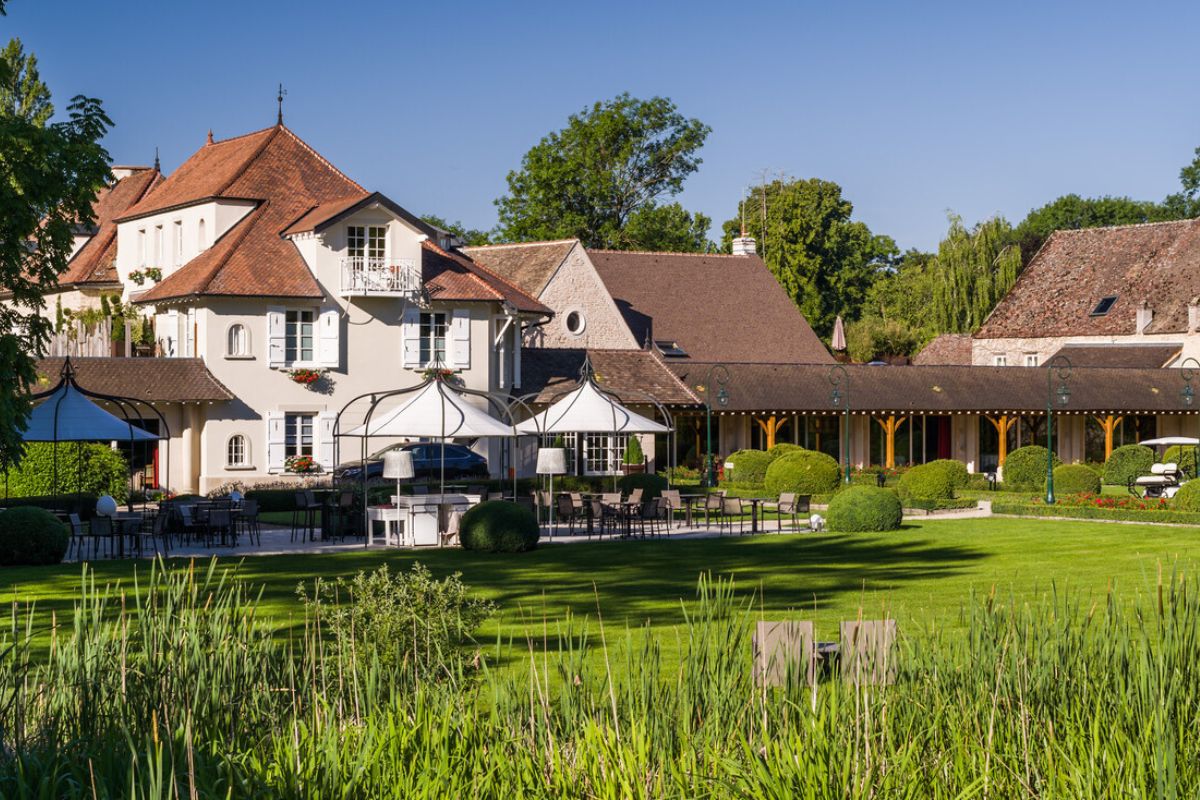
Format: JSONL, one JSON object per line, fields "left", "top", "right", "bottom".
{"left": 459, "top": 501, "right": 540, "bottom": 553}
{"left": 1004, "top": 445, "right": 1060, "bottom": 490}
{"left": 616, "top": 472, "right": 667, "bottom": 500}
{"left": 724, "top": 449, "right": 773, "bottom": 485}
{"left": 1173, "top": 478, "right": 1200, "bottom": 511}
{"left": 0, "top": 506, "right": 70, "bottom": 566}
{"left": 767, "top": 443, "right": 803, "bottom": 458}
{"left": 897, "top": 463, "right": 955, "bottom": 503}
{"left": 1102, "top": 444, "right": 1154, "bottom": 487}
{"left": 826, "top": 486, "right": 903, "bottom": 532}
{"left": 923, "top": 459, "right": 969, "bottom": 489}
{"left": 1052, "top": 464, "right": 1101, "bottom": 496}
{"left": 1164, "top": 445, "right": 1199, "bottom": 480}
{"left": 764, "top": 449, "right": 841, "bottom": 497}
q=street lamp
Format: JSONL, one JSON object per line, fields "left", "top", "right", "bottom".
{"left": 1044, "top": 355, "right": 1072, "bottom": 504}
{"left": 699, "top": 364, "right": 730, "bottom": 488}
{"left": 1180, "top": 357, "right": 1199, "bottom": 475}
{"left": 828, "top": 365, "right": 851, "bottom": 484}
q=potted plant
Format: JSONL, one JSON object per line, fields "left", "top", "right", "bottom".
{"left": 286, "top": 367, "right": 326, "bottom": 386}
{"left": 622, "top": 436, "right": 646, "bottom": 475}
{"left": 285, "top": 454, "right": 318, "bottom": 474}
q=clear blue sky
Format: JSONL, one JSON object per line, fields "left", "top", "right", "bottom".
{"left": 9, "top": 0, "right": 1200, "bottom": 250}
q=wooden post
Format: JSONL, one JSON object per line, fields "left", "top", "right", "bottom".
{"left": 872, "top": 415, "right": 908, "bottom": 469}
{"left": 755, "top": 415, "right": 789, "bottom": 450}
{"left": 1092, "top": 414, "right": 1124, "bottom": 461}
{"left": 984, "top": 414, "right": 1019, "bottom": 466}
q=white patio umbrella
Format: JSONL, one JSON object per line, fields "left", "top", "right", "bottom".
{"left": 515, "top": 380, "right": 670, "bottom": 436}
{"left": 346, "top": 380, "right": 516, "bottom": 439}
{"left": 831, "top": 315, "right": 847, "bottom": 352}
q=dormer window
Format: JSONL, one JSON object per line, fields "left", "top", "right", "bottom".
{"left": 1091, "top": 295, "right": 1118, "bottom": 316}
{"left": 348, "top": 225, "right": 386, "bottom": 262}
{"left": 655, "top": 340, "right": 688, "bottom": 357}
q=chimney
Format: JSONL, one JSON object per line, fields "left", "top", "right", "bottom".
{"left": 1189, "top": 296, "right": 1200, "bottom": 332}
{"left": 1136, "top": 300, "right": 1153, "bottom": 334}
{"left": 731, "top": 235, "right": 757, "bottom": 256}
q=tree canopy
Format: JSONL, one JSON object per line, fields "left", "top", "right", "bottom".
{"left": 0, "top": 38, "right": 51, "bottom": 125}
{"left": 929, "top": 215, "right": 1022, "bottom": 333}
{"left": 1013, "top": 194, "right": 1178, "bottom": 262}
{"left": 494, "top": 94, "right": 711, "bottom": 251}
{"left": 420, "top": 214, "right": 491, "bottom": 246}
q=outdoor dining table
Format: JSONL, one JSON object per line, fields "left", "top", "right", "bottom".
{"left": 676, "top": 493, "right": 706, "bottom": 527}
{"left": 110, "top": 511, "right": 145, "bottom": 558}
{"left": 740, "top": 498, "right": 776, "bottom": 533}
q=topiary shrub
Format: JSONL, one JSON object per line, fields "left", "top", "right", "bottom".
{"left": 1173, "top": 478, "right": 1200, "bottom": 511}
{"left": 1052, "top": 464, "right": 1101, "bottom": 496}
{"left": 616, "top": 472, "right": 667, "bottom": 500}
{"left": 0, "top": 506, "right": 70, "bottom": 566}
{"left": 1005, "top": 445, "right": 1060, "bottom": 490}
{"left": 6, "top": 443, "right": 129, "bottom": 502}
{"left": 622, "top": 435, "right": 645, "bottom": 467}
{"left": 768, "top": 443, "right": 803, "bottom": 458}
{"left": 723, "top": 449, "right": 773, "bottom": 485}
{"left": 764, "top": 449, "right": 841, "bottom": 497}
{"left": 897, "top": 463, "right": 955, "bottom": 503}
{"left": 1164, "top": 445, "right": 1198, "bottom": 480}
{"left": 459, "top": 501, "right": 540, "bottom": 552}
{"left": 1102, "top": 444, "right": 1154, "bottom": 487}
{"left": 826, "top": 486, "right": 903, "bottom": 532}
{"left": 923, "top": 459, "right": 969, "bottom": 490}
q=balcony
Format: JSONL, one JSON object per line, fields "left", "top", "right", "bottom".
{"left": 339, "top": 257, "right": 421, "bottom": 297}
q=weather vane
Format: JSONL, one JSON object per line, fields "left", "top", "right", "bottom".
{"left": 276, "top": 83, "right": 287, "bottom": 124}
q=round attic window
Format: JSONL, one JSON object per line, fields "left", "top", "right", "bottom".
{"left": 565, "top": 310, "right": 586, "bottom": 336}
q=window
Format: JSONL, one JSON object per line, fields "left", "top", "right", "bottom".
{"left": 285, "top": 413, "right": 315, "bottom": 458}
{"left": 285, "top": 310, "right": 315, "bottom": 363}
{"left": 584, "top": 433, "right": 627, "bottom": 475}
{"left": 173, "top": 220, "right": 183, "bottom": 265}
{"left": 419, "top": 311, "right": 447, "bottom": 366}
{"left": 226, "top": 434, "right": 248, "bottom": 467}
{"left": 154, "top": 225, "right": 163, "bottom": 265}
{"left": 1024, "top": 354, "right": 1039, "bottom": 367}
{"left": 541, "top": 432, "right": 578, "bottom": 475}
{"left": 226, "top": 323, "right": 249, "bottom": 357}
{"left": 993, "top": 355, "right": 1007, "bottom": 367}
{"left": 565, "top": 310, "right": 586, "bottom": 336}
{"left": 137, "top": 229, "right": 146, "bottom": 267}
{"left": 347, "top": 225, "right": 386, "bottom": 260}
{"left": 1091, "top": 295, "right": 1118, "bottom": 316}
{"left": 198, "top": 218, "right": 207, "bottom": 249}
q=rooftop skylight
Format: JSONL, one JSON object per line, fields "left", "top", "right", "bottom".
{"left": 1090, "top": 295, "right": 1118, "bottom": 316}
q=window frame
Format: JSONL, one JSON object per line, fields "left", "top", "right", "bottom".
{"left": 1090, "top": 295, "right": 1118, "bottom": 316}
{"left": 172, "top": 219, "right": 184, "bottom": 266}
{"left": 284, "top": 413, "right": 315, "bottom": 459}
{"left": 284, "top": 309, "right": 316, "bottom": 365}
{"left": 993, "top": 355, "right": 1007, "bottom": 367}
{"left": 225, "top": 323, "right": 252, "bottom": 359}
{"left": 1023, "top": 353, "right": 1039, "bottom": 368}
{"left": 583, "top": 433, "right": 627, "bottom": 476}
{"left": 418, "top": 310, "right": 448, "bottom": 368}
{"left": 226, "top": 434, "right": 251, "bottom": 469}
{"left": 347, "top": 225, "right": 387, "bottom": 260}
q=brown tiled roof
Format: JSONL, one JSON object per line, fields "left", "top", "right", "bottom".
{"left": 282, "top": 192, "right": 440, "bottom": 238}
{"left": 460, "top": 240, "right": 576, "bottom": 295}
{"left": 586, "top": 250, "right": 834, "bottom": 364}
{"left": 977, "top": 218, "right": 1200, "bottom": 338}
{"left": 1046, "top": 343, "right": 1183, "bottom": 368}
{"left": 422, "top": 242, "right": 551, "bottom": 315}
{"left": 59, "top": 168, "right": 163, "bottom": 286}
{"left": 36, "top": 357, "right": 233, "bottom": 403}
{"left": 912, "top": 333, "right": 974, "bottom": 365}
{"left": 521, "top": 348, "right": 699, "bottom": 405}
{"left": 135, "top": 126, "right": 366, "bottom": 302}
{"left": 667, "top": 362, "right": 1200, "bottom": 415}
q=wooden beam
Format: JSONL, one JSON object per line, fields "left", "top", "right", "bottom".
{"left": 1091, "top": 414, "right": 1124, "bottom": 460}
{"left": 983, "top": 414, "right": 1019, "bottom": 466}
{"left": 872, "top": 414, "right": 908, "bottom": 468}
{"left": 754, "top": 415, "right": 789, "bottom": 450}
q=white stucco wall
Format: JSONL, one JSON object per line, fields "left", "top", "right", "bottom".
{"left": 973, "top": 332, "right": 1200, "bottom": 367}
{"left": 529, "top": 245, "right": 638, "bottom": 350}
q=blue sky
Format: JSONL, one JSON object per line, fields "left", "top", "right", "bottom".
{"left": 9, "top": 0, "right": 1200, "bottom": 250}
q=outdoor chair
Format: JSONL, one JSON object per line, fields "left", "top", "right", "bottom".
{"left": 149, "top": 509, "right": 171, "bottom": 555}
{"left": 636, "top": 497, "right": 666, "bottom": 538}
{"left": 535, "top": 491, "right": 553, "bottom": 525}
{"left": 90, "top": 515, "right": 114, "bottom": 559}
{"left": 767, "top": 493, "right": 811, "bottom": 532}
{"left": 600, "top": 493, "right": 629, "bottom": 536}
{"left": 591, "top": 498, "right": 621, "bottom": 538}
{"left": 720, "top": 496, "right": 746, "bottom": 535}
{"left": 207, "top": 508, "right": 234, "bottom": 547}
{"left": 66, "top": 513, "right": 88, "bottom": 560}
{"left": 556, "top": 494, "right": 584, "bottom": 536}
{"left": 291, "top": 492, "right": 320, "bottom": 542}
{"left": 240, "top": 499, "right": 262, "bottom": 546}
{"left": 627, "top": 488, "right": 644, "bottom": 506}
{"left": 703, "top": 491, "right": 726, "bottom": 527}
{"left": 661, "top": 490, "right": 683, "bottom": 529}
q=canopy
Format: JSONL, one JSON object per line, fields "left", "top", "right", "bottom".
{"left": 23, "top": 382, "right": 160, "bottom": 443}
{"left": 516, "top": 379, "right": 670, "bottom": 435}
{"left": 1139, "top": 437, "right": 1200, "bottom": 447}
{"left": 346, "top": 380, "right": 516, "bottom": 439}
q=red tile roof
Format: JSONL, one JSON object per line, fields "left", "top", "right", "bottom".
{"left": 36, "top": 357, "right": 233, "bottom": 403}
{"left": 423, "top": 242, "right": 551, "bottom": 315}
{"left": 282, "top": 192, "right": 441, "bottom": 239}
{"left": 522, "top": 348, "right": 699, "bottom": 405}
{"left": 460, "top": 240, "right": 576, "bottom": 296}
{"left": 59, "top": 168, "right": 162, "bottom": 286}
{"left": 912, "top": 334, "right": 974, "bottom": 365}
{"left": 1046, "top": 343, "right": 1183, "bottom": 368}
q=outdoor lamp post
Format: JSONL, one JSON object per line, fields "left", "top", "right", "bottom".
{"left": 1181, "top": 357, "right": 1200, "bottom": 472}
{"left": 700, "top": 364, "right": 730, "bottom": 488}
{"left": 828, "top": 365, "right": 851, "bottom": 484}
{"left": 1044, "top": 355, "right": 1072, "bottom": 505}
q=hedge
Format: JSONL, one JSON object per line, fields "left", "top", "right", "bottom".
{"left": 459, "top": 501, "right": 540, "bottom": 552}
{"left": 0, "top": 493, "right": 99, "bottom": 520}
{"left": 0, "top": 506, "right": 70, "bottom": 565}
{"left": 1102, "top": 444, "right": 1154, "bottom": 487}
{"left": 992, "top": 501, "right": 1200, "bottom": 526}
{"left": 897, "top": 463, "right": 955, "bottom": 503}
{"left": 764, "top": 450, "right": 841, "bottom": 497}
{"left": 1004, "top": 446, "right": 1059, "bottom": 490}
{"left": 6, "top": 443, "right": 128, "bottom": 502}
{"left": 616, "top": 472, "right": 667, "bottom": 500}
{"left": 923, "top": 459, "right": 969, "bottom": 490}
{"left": 767, "top": 443, "right": 804, "bottom": 458}
{"left": 1174, "top": 479, "right": 1200, "bottom": 512}
{"left": 1052, "top": 464, "right": 1101, "bottom": 496}
{"left": 723, "top": 450, "right": 774, "bottom": 486}
{"left": 826, "top": 486, "right": 903, "bottom": 532}
{"left": 1164, "top": 445, "right": 1199, "bottom": 480}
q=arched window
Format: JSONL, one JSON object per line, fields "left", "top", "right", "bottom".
{"left": 198, "top": 218, "right": 207, "bottom": 250}
{"left": 226, "top": 323, "right": 249, "bottom": 357}
{"left": 226, "top": 434, "right": 248, "bottom": 467}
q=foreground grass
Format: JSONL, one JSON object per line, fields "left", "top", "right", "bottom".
{"left": 1, "top": 517, "right": 1198, "bottom": 670}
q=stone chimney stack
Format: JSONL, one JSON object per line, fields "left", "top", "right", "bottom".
{"left": 731, "top": 235, "right": 757, "bottom": 256}
{"left": 1136, "top": 300, "right": 1154, "bottom": 334}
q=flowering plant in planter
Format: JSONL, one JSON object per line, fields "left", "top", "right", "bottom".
{"left": 421, "top": 367, "right": 459, "bottom": 381}
{"left": 285, "top": 455, "right": 319, "bottom": 474}
{"left": 286, "top": 367, "right": 326, "bottom": 386}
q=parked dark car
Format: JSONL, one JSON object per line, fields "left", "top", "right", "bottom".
{"left": 335, "top": 443, "right": 488, "bottom": 480}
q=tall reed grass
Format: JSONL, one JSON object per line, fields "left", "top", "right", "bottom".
{"left": 0, "top": 558, "right": 1197, "bottom": 798}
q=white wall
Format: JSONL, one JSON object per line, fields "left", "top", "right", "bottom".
{"left": 529, "top": 245, "right": 638, "bottom": 350}
{"left": 973, "top": 332, "right": 1200, "bottom": 367}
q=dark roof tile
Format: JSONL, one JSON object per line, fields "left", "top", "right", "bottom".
{"left": 36, "top": 357, "right": 233, "bottom": 403}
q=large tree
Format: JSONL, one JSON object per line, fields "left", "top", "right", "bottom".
{"left": 0, "top": 37, "right": 51, "bottom": 125}
{"left": 929, "top": 215, "right": 1022, "bottom": 333}
{"left": 420, "top": 214, "right": 491, "bottom": 247}
{"left": 0, "top": 28, "right": 112, "bottom": 466}
{"left": 719, "top": 178, "right": 896, "bottom": 337}
{"left": 495, "top": 94, "right": 711, "bottom": 250}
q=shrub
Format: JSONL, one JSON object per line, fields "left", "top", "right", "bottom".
{"left": 6, "top": 443, "right": 128, "bottom": 502}
{"left": 826, "top": 486, "right": 903, "bottom": 532}
{"left": 0, "top": 493, "right": 98, "bottom": 521}
{"left": 622, "top": 436, "right": 644, "bottom": 466}
{"left": 923, "top": 459, "right": 969, "bottom": 489}
{"left": 617, "top": 472, "right": 667, "bottom": 500}
{"left": 723, "top": 449, "right": 773, "bottom": 485}
{"left": 459, "top": 501, "right": 540, "bottom": 552}
{"left": 768, "top": 443, "right": 803, "bottom": 458}
{"left": 1005, "top": 446, "right": 1060, "bottom": 490}
{"left": 1102, "top": 444, "right": 1154, "bottom": 487}
{"left": 764, "top": 450, "right": 841, "bottom": 497}
{"left": 1052, "top": 464, "right": 1101, "bottom": 496}
{"left": 297, "top": 563, "right": 495, "bottom": 677}
{"left": 897, "top": 463, "right": 955, "bottom": 503}
{"left": 1174, "top": 479, "right": 1200, "bottom": 512}
{"left": 0, "top": 506, "right": 70, "bottom": 566}
{"left": 1164, "top": 445, "right": 1199, "bottom": 480}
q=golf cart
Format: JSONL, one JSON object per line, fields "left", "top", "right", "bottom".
{"left": 1128, "top": 437, "right": 1199, "bottom": 499}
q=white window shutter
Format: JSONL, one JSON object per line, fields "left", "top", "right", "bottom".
{"left": 401, "top": 307, "right": 421, "bottom": 368}
{"left": 318, "top": 307, "right": 340, "bottom": 368}
{"left": 163, "top": 311, "right": 179, "bottom": 357}
{"left": 451, "top": 309, "right": 471, "bottom": 369}
{"left": 266, "top": 412, "right": 285, "bottom": 472}
{"left": 184, "top": 308, "right": 196, "bottom": 357}
{"left": 267, "top": 306, "right": 285, "bottom": 368}
{"left": 317, "top": 412, "right": 337, "bottom": 470}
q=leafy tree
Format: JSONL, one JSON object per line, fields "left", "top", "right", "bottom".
{"left": 719, "top": 178, "right": 896, "bottom": 337}
{"left": 0, "top": 30, "right": 112, "bottom": 468}
{"left": 621, "top": 202, "right": 712, "bottom": 252}
{"left": 930, "top": 215, "right": 1022, "bottom": 333}
{"left": 1163, "top": 145, "right": 1200, "bottom": 219}
{"left": 863, "top": 248, "right": 936, "bottom": 326}
{"left": 495, "top": 94, "right": 711, "bottom": 250}
{"left": 420, "top": 214, "right": 491, "bottom": 246}
{"left": 0, "top": 38, "right": 51, "bottom": 125}
{"left": 1014, "top": 194, "right": 1176, "bottom": 262}
{"left": 846, "top": 316, "right": 923, "bottom": 363}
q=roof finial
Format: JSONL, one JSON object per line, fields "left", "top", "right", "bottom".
{"left": 206, "top": 129, "right": 214, "bottom": 145}
{"left": 153, "top": 146, "right": 160, "bottom": 171}
{"left": 276, "top": 83, "right": 287, "bottom": 125}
